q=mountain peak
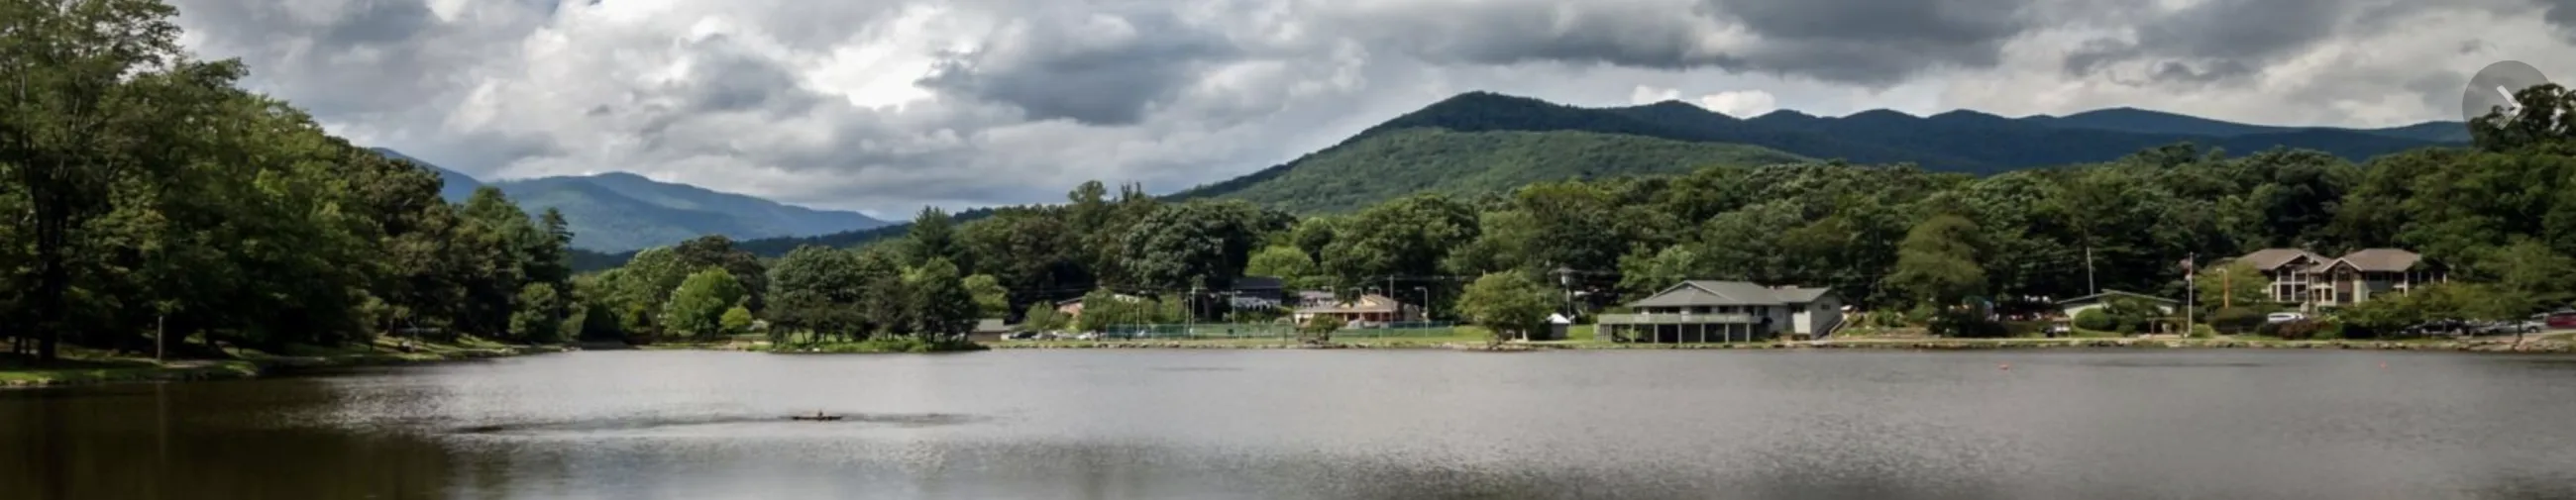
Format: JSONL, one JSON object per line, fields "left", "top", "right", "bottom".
{"left": 1844, "top": 109, "right": 1919, "bottom": 121}
{"left": 1613, "top": 99, "right": 1741, "bottom": 124}
{"left": 1430, "top": 90, "right": 1556, "bottom": 109}
{"left": 588, "top": 171, "right": 655, "bottom": 182}
{"left": 1749, "top": 110, "right": 1819, "bottom": 123}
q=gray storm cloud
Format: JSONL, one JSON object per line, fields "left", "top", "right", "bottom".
{"left": 164, "top": 0, "right": 2576, "bottom": 214}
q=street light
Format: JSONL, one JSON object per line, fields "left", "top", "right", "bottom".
{"left": 1414, "top": 286, "right": 1430, "bottom": 322}
{"left": 1552, "top": 266, "right": 1577, "bottom": 318}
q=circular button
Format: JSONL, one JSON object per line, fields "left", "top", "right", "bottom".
{"left": 2461, "top": 60, "right": 2552, "bottom": 130}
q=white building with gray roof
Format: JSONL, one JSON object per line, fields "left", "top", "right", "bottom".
{"left": 1599, "top": 280, "right": 1843, "bottom": 343}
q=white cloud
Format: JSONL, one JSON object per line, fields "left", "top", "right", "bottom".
{"left": 1696, "top": 90, "right": 1778, "bottom": 117}
{"left": 1631, "top": 85, "right": 1683, "bottom": 105}
{"left": 163, "top": 0, "right": 2576, "bottom": 215}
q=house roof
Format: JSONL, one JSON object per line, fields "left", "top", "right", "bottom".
{"left": 1057, "top": 293, "right": 1145, "bottom": 307}
{"left": 2054, "top": 289, "right": 2178, "bottom": 305}
{"left": 2237, "top": 249, "right": 2326, "bottom": 270}
{"left": 1625, "top": 280, "right": 1834, "bottom": 308}
{"left": 1232, "top": 275, "right": 1285, "bottom": 291}
{"left": 2315, "top": 249, "right": 2427, "bottom": 272}
{"left": 1298, "top": 293, "right": 1401, "bottom": 314}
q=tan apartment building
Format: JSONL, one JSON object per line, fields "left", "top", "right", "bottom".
{"left": 2233, "top": 248, "right": 2445, "bottom": 309}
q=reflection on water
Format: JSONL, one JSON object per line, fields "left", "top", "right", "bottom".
{"left": 6, "top": 350, "right": 2576, "bottom": 500}
{"left": 450, "top": 412, "right": 988, "bottom": 436}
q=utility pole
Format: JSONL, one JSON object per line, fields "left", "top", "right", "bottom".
{"left": 1186, "top": 284, "right": 1198, "bottom": 339}
{"left": 2222, "top": 265, "right": 2233, "bottom": 308}
{"left": 2085, "top": 246, "right": 2098, "bottom": 295}
{"left": 1553, "top": 266, "right": 1577, "bottom": 319}
{"left": 1415, "top": 286, "right": 1431, "bottom": 322}
{"left": 2183, "top": 253, "right": 2196, "bottom": 334}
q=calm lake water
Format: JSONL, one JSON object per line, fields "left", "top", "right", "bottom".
{"left": 7, "top": 350, "right": 2576, "bottom": 500}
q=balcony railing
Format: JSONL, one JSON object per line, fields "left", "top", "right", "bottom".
{"left": 1597, "top": 313, "right": 1756, "bottom": 325}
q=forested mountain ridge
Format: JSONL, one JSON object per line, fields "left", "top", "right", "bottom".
{"left": 679, "top": 92, "right": 2468, "bottom": 268}
{"left": 1178, "top": 91, "right": 2458, "bottom": 204}
{"left": 1182, "top": 129, "right": 1809, "bottom": 214}
{"left": 367, "top": 150, "right": 889, "bottom": 251}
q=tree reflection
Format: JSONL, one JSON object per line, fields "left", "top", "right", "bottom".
{"left": 0, "top": 381, "right": 466, "bottom": 500}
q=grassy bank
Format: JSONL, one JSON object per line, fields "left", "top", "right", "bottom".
{"left": 0, "top": 336, "right": 555, "bottom": 389}
{"left": 770, "top": 337, "right": 992, "bottom": 353}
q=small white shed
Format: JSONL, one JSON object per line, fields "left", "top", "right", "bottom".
{"left": 1531, "top": 313, "right": 1573, "bottom": 341}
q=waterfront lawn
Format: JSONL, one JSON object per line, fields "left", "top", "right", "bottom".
{"left": 996, "top": 327, "right": 1501, "bottom": 349}
{"left": 771, "top": 336, "right": 990, "bottom": 353}
{"left": 2, "top": 336, "right": 529, "bottom": 387}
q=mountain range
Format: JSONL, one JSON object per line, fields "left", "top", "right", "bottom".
{"left": 369, "top": 148, "right": 889, "bottom": 251}
{"left": 520, "top": 91, "right": 2469, "bottom": 268}
{"left": 1172, "top": 92, "right": 2461, "bottom": 209}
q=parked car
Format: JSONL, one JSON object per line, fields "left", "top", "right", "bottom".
{"left": 2468, "top": 321, "right": 2522, "bottom": 336}
{"left": 2264, "top": 312, "right": 2307, "bottom": 324}
{"left": 2546, "top": 310, "right": 2576, "bottom": 329}
{"left": 2408, "top": 319, "right": 2471, "bottom": 337}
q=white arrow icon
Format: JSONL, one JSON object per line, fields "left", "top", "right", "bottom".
{"left": 2496, "top": 85, "right": 2525, "bottom": 114}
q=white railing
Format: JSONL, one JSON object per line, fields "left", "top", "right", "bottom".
{"left": 1597, "top": 313, "right": 1755, "bottom": 325}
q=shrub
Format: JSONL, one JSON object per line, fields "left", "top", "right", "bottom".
{"left": 2261, "top": 320, "right": 2322, "bottom": 341}
{"left": 1930, "top": 309, "right": 2009, "bottom": 338}
{"left": 1903, "top": 304, "right": 1937, "bottom": 326}
{"left": 1864, "top": 311, "right": 1911, "bottom": 328}
{"left": 1297, "top": 316, "right": 1340, "bottom": 345}
{"left": 2210, "top": 307, "right": 2265, "bottom": 335}
{"left": 2000, "top": 321, "right": 2050, "bottom": 338}
{"left": 2188, "top": 324, "right": 2216, "bottom": 339}
{"left": 2073, "top": 308, "right": 2116, "bottom": 332}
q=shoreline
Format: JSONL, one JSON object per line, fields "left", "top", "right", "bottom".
{"left": 0, "top": 341, "right": 565, "bottom": 390}
{"left": 16, "top": 336, "right": 2560, "bottom": 389}
{"left": 984, "top": 337, "right": 2576, "bottom": 352}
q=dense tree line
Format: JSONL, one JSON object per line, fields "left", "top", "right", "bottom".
{"left": 0, "top": 0, "right": 579, "bottom": 361}
{"left": 585, "top": 84, "right": 2576, "bottom": 342}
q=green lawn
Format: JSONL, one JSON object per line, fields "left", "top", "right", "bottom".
{"left": 2, "top": 336, "right": 534, "bottom": 387}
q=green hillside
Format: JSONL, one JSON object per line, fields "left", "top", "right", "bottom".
{"left": 1199, "top": 128, "right": 1807, "bottom": 213}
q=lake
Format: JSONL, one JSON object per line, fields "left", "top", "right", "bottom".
{"left": 6, "top": 350, "right": 2576, "bottom": 500}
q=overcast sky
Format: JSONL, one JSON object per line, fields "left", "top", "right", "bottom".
{"left": 170, "top": 0, "right": 2576, "bottom": 218}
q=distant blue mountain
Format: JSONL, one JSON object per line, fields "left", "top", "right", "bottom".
{"left": 367, "top": 149, "right": 889, "bottom": 251}
{"left": 2021, "top": 107, "right": 2470, "bottom": 143}
{"left": 370, "top": 148, "right": 483, "bottom": 202}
